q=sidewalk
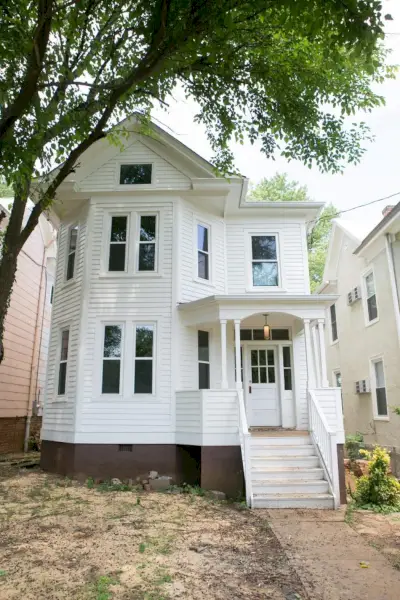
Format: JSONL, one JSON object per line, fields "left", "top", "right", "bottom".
{"left": 263, "top": 508, "right": 400, "bottom": 600}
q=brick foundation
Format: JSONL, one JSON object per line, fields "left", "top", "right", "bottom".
{"left": 0, "top": 416, "right": 42, "bottom": 454}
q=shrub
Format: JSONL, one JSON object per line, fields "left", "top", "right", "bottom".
{"left": 345, "top": 433, "right": 365, "bottom": 461}
{"left": 354, "top": 446, "right": 400, "bottom": 509}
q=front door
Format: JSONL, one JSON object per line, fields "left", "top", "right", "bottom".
{"left": 247, "top": 346, "right": 280, "bottom": 426}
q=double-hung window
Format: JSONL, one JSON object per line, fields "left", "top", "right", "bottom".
{"left": 134, "top": 325, "right": 154, "bottom": 393}
{"left": 198, "top": 330, "right": 210, "bottom": 389}
{"left": 66, "top": 225, "right": 78, "bottom": 280}
{"left": 372, "top": 358, "right": 388, "bottom": 417}
{"left": 58, "top": 329, "right": 69, "bottom": 395}
{"left": 102, "top": 325, "right": 122, "bottom": 394}
{"left": 109, "top": 216, "right": 128, "bottom": 272}
{"left": 251, "top": 235, "right": 278, "bottom": 287}
{"left": 197, "top": 224, "right": 210, "bottom": 280}
{"left": 330, "top": 304, "right": 338, "bottom": 342}
{"left": 365, "top": 272, "right": 378, "bottom": 322}
{"left": 138, "top": 215, "right": 157, "bottom": 272}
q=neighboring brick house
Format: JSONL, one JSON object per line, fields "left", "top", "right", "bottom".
{"left": 0, "top": 200, "right": 56, "bottom": 453}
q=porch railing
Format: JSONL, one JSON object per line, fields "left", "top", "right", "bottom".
{"left": 237, "top": 388, "right": 253, "bottom": 507}
{"left": 308, "top": 390, "right": 340, "bottom": 508}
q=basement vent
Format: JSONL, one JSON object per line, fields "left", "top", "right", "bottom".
{"left": 348, "top": 286, "right": 362, "bottom": 305}
{"left": 118, "top": 444, "right": 133, "bottom": 452}
{"left": 355, "top": 379, "right": 370, "bottom": 394}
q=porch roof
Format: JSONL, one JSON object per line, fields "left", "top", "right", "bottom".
{"left": 177, "top": 293, "right": 338, "bottom": 326}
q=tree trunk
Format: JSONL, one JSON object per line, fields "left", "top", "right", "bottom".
{"left": 0, "top": 248, "right": 19, "bottom": 364}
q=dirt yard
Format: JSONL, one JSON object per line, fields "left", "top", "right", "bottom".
{"left": 0, "top": 466, "right": 305, "bottom": 600}
{"left": 350, "top": 507, "right": 400, "bottom": 571}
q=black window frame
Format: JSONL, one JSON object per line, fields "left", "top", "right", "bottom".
{"left": 119, "top": 163, "right": 152, "bottom": 185}
{"left": 101, "top": 324, "right": 122, "bottom": 394}
{"left": 134, "top": 324, "right": 154, "bottom": 394}
{"left": 58, "top": 328, "right": 69, "bottom": 395}
{"left": 108, "top": 215, "right": 128, "bottom": 272}
{"left": 198, "top": 330, "right": 210, "bottom": 389}
{"left": 197, "top": 223, "right": 210, "bottom": 281}
{"left": 138, "top": 214, "right": 157, "bottom": 272}
{"left": 330, "top": 304, "right": 338, "bottom": 342}
{"left": 66, "top": 225, "right": 78, "bottom": 281}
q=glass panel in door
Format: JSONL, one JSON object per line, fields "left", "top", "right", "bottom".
{"left": 250, "top": 348, "right": 276, "bottom": 384}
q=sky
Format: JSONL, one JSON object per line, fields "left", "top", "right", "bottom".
{"left": 152, "top": 0, "right": 400, "bottom": 231}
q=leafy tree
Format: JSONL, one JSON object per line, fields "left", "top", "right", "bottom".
{"left": 0, "top": 1, "right": 393, "bottom": 361}
{"left": 249, "top": 173, "right": 338, "bottom": 291}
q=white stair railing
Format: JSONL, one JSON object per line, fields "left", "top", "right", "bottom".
{"left": 237, "top": 388, "right": 253, "bottom": 507}
{"left": 309, "top": 390, "right": 340, "bottom": 508}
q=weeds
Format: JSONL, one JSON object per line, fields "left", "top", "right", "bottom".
{"left": 86, "top": 478, "right": 141, "bottom": 493}
{"left": 89, "top": 575, "right": 119, "bottom": 600}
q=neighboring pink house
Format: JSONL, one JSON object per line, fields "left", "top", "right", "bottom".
{"left": 0, "top": 200, "right": 56, "bottom": 453}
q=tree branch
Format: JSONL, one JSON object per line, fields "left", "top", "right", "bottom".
{"left": 0, "top": 0, "right": 54, "bottom": 141}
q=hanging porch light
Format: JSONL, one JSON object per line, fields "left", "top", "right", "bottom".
{"left": 263, "top": 314, "right": 270, "bottom": 340}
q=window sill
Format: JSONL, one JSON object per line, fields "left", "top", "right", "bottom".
{"left": 92, "top": 395, "right": 159, "bottom": 403}
{"left": 366, "top": 317, "right": 379, "bottom": 328}
{"left": 98, "top": 272, "right": 163, "bottom": 279}
{"left": 48, "top": 396, "right": 72, "bottom": 404}
{"left": 193, "top": 277, "right": 214, "bottom": 288}
{"left": 245, "top": 287, "right": 287, "bottom": 294}
{"left": 330, "top": 339, "right": 339, "bottom": 347}
{"left": 373, "top": 416, "right": 390, "bottom": 422}
{"left": 61, "top": 279, "right": 77, "bottom": 290}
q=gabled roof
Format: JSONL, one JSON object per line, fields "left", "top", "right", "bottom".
{"left": 354, "top": 201, "right": 400, "bottom": 255}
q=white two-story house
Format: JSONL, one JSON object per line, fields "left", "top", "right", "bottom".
{"left": 41, "top": 117, "right": 344, "bottom": 508}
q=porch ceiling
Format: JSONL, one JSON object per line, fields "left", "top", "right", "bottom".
{"left": 177, "top": 294, "right": 338, "bottom": 326}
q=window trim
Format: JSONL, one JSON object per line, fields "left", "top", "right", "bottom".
{"left": 101, "top": 323, "right": 124, "bottom": 396}
{"left": 107, "top": 214, "right": 129, "bottom": 273}
{"left": 282, "top": 345, "right": 293, "bottom": 391}
{"left": 135, "top": 213, "right": 159, "bottom": 275}
{"left": 332, "top": 369, "right": 342, "bottom": 388}
{"left": 133, "top": 322, "right": 156, "bottom": 396}
{"left": 246, "top": 231, "right": 282, "bottom": 291}
{"left": 362, "top": 268, "right": 379, "bottom": 326}
{"left": 329, "top": 303, "right": 338, "bottom": 344}
{"left": 116, "top": 161, "right": 155, "bottom": 189}
{"left": 193, "top": 219, "right": 213, "bottom": 286}
{"left": 65, "top": 224, "right": 79, "bottom": 282}
{"left": 56, "top": 327, "right": 70, "bottom": 398}
{"left": 370, "top": 355, "right": 389, "bottom": 421}
{"left": 198, "top": 329, "right": 211, "bottom": 389}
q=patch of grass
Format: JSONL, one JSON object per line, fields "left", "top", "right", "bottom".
{"left": 89, "top": 575, "right": 119, "bottom": 600}
{"left": 86, "top": 478, "right": 141, "bottom": 493}
{"left": 345, "top": 501, "right": 356, "bottom": 524}
{"left": 139, "top": 542, "right": 146, "bottom": 553}
{"left": 0, "top": 570, "right": 7, "bottom": 577}
{"left": 357, "top": 502, "right": 400, "bottom": 514}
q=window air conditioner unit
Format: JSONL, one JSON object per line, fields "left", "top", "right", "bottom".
{"left": 348, "top": 286, "right": 362, "bottom": 305}
{"left": 355, "top": 379, "right": 370, "bottom": 394}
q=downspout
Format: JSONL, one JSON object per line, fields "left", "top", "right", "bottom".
{"left": 24, "top": 236, "right": 55, "bottom": 452}
{"left": 385, "top": 233, "right": 400, "bottom": 348}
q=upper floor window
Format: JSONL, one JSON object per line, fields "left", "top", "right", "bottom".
{"left": 66, "top": 225, "right": 78, "bottom": 280}
{"left": 102, "top": 325, "right": 122, "bottom": 394}
{"left": 330, "top": 304, "right": 338, "bottom": 342}
{"left": 109, "top": 216, "right": 127, "bottom": 272}
{"left": 364, "top": 271, "right": 378, "bottom": 322}
{"left": 138, "top": 215, "right": 157, "bottom": 271}
{"left": 120, "top": 163, "right": 152, "bottom": 185}
{"left": 58, "top": 329, "right": 69, "bottom": 395}
{"left": 197, "top": 224, "right": 210, "bottom": 280}
{"left": 251, "top": 235, "right": 278, "bottom": 287}
{"left": 134, "top": 325, "right": 154, "bottom": 394}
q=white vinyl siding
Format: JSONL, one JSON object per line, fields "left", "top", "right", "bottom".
{"left": 226, "top": 220, "right": 307, "bottom": 294}
{"left": 79, "top": 140, "right": 190, "bottom": 192}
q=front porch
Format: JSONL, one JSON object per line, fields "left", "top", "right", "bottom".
{"left": 177, "top": 294, "right": 345, "bottom": 508}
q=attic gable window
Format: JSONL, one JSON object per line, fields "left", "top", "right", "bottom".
{"left": 120, "top": 163, "right": 152, "bottom": 185}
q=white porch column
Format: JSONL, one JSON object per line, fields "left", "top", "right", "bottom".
{"left": 220, "top": 319, "right": 228, "bottom": 389}
{"left": 311, "top": 322, "right": 321, "bottom": 388}
{"left": 317, "top": 318, "right": 329, "bottom": 387}
{"left": 303, "top": 319, "right": 316, "bottom": 390}
{"left": 234, "top": 319, "right": 242, "bottom": 389}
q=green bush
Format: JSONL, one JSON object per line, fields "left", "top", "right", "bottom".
{"left": 345, "top": 433, "right": 365, "bottom": 461}
{"left": 354, "top": 446, "right": 400, "bottom": 509}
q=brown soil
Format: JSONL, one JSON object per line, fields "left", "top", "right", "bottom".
{"left": 0, "top": 466, "right": 306, "bottom": 600}
{"left": 351, "top": 509, "right": 400, "bottom": 571}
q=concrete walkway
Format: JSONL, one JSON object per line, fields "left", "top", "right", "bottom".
{"left": 263, "top": 508, "right": 400, "bottom": 600}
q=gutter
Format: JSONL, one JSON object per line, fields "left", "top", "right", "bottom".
{"left": 385, "top": 233, "right": 400, "bottom": 348}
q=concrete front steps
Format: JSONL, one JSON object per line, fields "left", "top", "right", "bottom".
{"left": 249, "top": 432, "right": 335, "bottom": 509}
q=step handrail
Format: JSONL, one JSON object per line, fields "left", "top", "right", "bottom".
{"left": 308, "top": 389, "right": 340, "bottom": 508}
{"left": 237, "top": 388, "right": 253, "bottom": 507}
